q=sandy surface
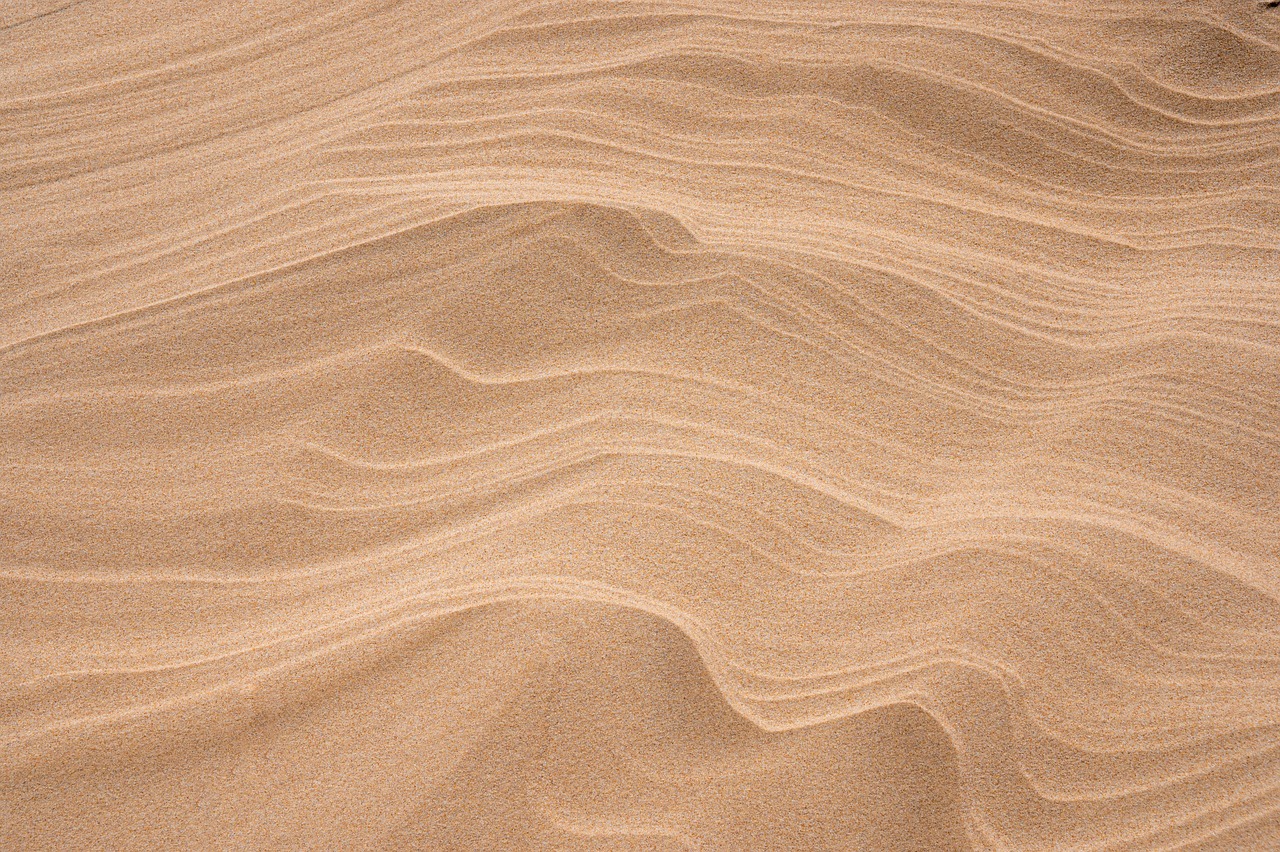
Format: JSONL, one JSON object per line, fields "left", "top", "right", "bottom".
{"left": 3, "top": 1, "right": 1280, "bottom": 849}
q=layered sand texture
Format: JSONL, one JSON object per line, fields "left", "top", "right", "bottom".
{"left": 2, "top": 1, "right": 1280, "bottom": 849}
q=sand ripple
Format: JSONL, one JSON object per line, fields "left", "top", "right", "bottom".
{"left": 3, "top": 1, "right": 1279, "bottom": 849}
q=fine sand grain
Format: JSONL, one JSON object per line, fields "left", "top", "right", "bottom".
{"left": 3, "top": 1, "right": 1280, "bottom": 849}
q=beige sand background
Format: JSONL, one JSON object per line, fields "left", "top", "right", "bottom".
{"left": 3, "top": 0, "right": 1280, "bottom": 849}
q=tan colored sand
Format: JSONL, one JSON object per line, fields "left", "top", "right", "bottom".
{"left": 3, "top": 1, "right": 1280, "bottom": 849}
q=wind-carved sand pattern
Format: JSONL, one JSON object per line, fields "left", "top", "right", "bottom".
{"left": 2, "top": 1, "right": 1279, "bottom": 849}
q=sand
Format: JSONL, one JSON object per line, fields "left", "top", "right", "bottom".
{"left": 2, "top": 1, "right": 1279, "bottom": 849}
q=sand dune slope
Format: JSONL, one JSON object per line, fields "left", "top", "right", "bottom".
{"left": 3, "top": 1, "right": 1280, "bottom": 849}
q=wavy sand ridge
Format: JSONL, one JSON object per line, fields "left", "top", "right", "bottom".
{"left": 3, "top": 1, "right": 1280, "bottom": 849}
